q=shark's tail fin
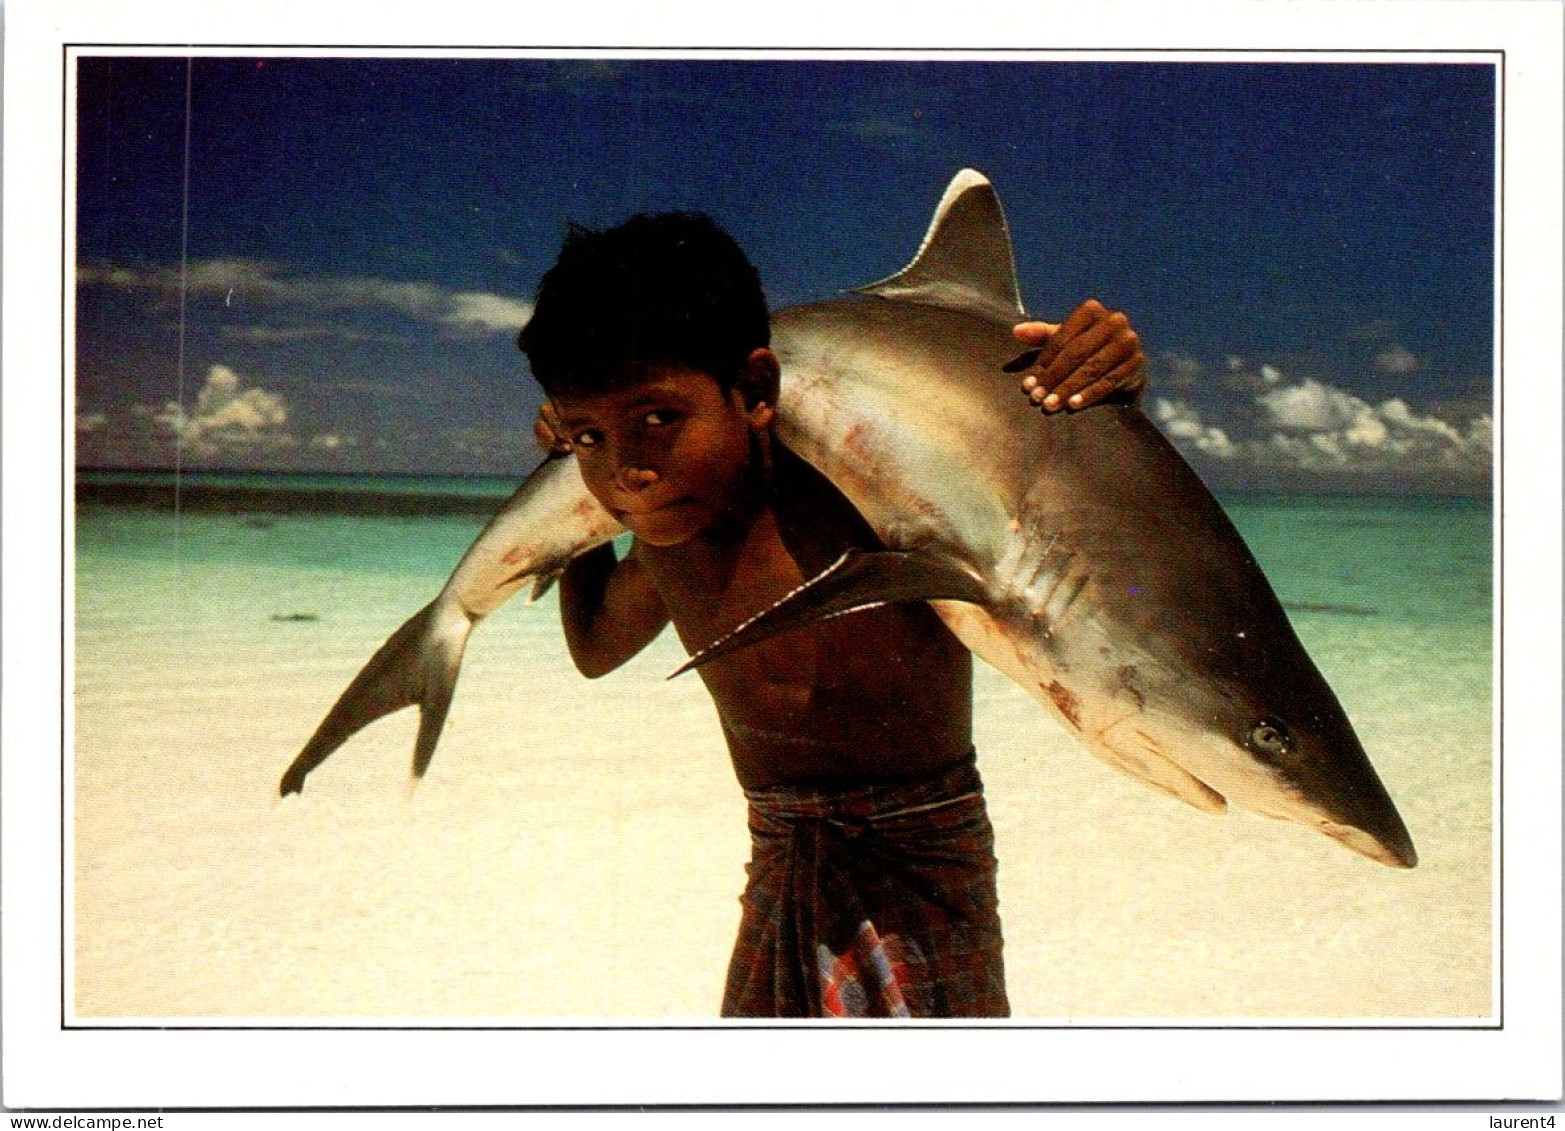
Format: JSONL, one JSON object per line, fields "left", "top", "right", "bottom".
{"left": 279, "top": 599, "right": 474, "bottom": 796}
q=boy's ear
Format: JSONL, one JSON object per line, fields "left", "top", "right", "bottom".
{"left": 736, "top": 348, "right": 781, "bottom": 426}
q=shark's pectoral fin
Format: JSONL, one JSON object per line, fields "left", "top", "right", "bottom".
{"left": 527, "top": 571, "right": 561, "bottom": 603}
{"left": 671, "top": 547, "right": 989, "bottom": 678}
{"left": 279, "top": 599, "right": 474, "bottom": 795}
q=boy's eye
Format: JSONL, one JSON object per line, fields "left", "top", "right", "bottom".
{"left": 573, "top": 430, "right": 602, "bottom": 449}
{"left": 644, "top": 409, "right": 679, "bottom": 427}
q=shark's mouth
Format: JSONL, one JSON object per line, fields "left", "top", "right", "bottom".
{"left": 1096, "top": 714, "right": 1418, "bottom": 868}
{"left": 1094, "top": 716, "right": 1227, "bottom": 814}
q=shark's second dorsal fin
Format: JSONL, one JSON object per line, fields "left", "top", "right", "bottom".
{"left": 852, "top": 168, "right": 1026, "bottom": 323}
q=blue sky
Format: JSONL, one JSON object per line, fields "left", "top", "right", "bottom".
{"left": 73, "top": 55, "right": 1496, "bottom": 492}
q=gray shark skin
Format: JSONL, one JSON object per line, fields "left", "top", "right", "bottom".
{"left": 280, "top": 170, "right": 1416, "bottom": 870}
{"left": 277, "top": 457, "right": 622, "bottom": 796}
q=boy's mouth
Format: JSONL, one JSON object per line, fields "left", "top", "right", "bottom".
{"left": 612, "top": 496, "right": 695, "bottom": 518}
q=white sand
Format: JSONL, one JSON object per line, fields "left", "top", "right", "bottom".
{"left": 72, "top": 557, "right": 1492, "bottom": 1021}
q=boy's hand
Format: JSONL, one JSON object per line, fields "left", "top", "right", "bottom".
{"left": 534, "top": 401, "right": 574, "bottom": 457}
{"left": 1007, "top": 299, "right": 1146, "bottom": 412}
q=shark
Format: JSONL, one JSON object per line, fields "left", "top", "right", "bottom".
{"left": 281, "top": 169, "right": 1417, "bottom": 870}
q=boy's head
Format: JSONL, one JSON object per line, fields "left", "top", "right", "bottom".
{"left": 518, "top": 211, "right": 770, "bottom": 398}
{"left": 520, "top": 211, "right": 780, "bottom": 548}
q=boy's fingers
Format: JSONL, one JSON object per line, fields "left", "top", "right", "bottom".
{"left": 1045, "top": 329, "right": 1139, "bottom": 403}
{"left": 1038, "top": 312, "right": 1124, "bottom": 391}
{"left": 1012, "top": 320, "right": 1060, "bottom": 345}
{"left": 1014, "top": 301, "right": 1144, "bottom": 410}
{"left": 1049, "top": 298, "right": 1109, "bottom": 345}
{"left": 1035, "top": 301, "right": 1120, "bottom": 380}
{"left": 1057, "top": 356, "right": 1146, "bottom": 411}
{"left": 534, "top": 403, "right": 573, "bottom": 453}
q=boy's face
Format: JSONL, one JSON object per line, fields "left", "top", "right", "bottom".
{"left": 551, "top": 361, "right": 773, "bottom": 548}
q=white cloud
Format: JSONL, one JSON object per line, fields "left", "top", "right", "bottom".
{"left": 78, "top": 257, "right": 531, "bottom": 339}
{"left": 1257, "top": 378, "right": 1368, "bottom": 434}
{"left": 441, "top": 293, "right": 535, "bottom": 332}
{"left": 1254, "top": 373, "right": 1488, "bottom": 474}
{"left": 1152, "top": 398, "right": 1237, "bottom": 459}
{"left": 76, "top": 411, "right": 107, "bottom": 434}
{"left": 146, "top": 364, "right": 296, "bottom": 460}
{"left": 1154, "top": 362, "right": 1490, "bottom": 486}
{"left": 1378, "top": 397, "right": 1464, "bottom": 446}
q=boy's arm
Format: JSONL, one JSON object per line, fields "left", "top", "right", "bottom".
{"left": 1010, "top": 298, "right": 1147, "bottom": 412}
{"left": 533, "top": 402, "right": 670, "bottom": 677}
{"left": 558, "top": 539, "right": 671, "bottom": 679}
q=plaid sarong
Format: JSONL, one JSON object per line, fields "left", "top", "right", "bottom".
{"left": 721, "top": 752, "right": 1009, "bottom": 1018}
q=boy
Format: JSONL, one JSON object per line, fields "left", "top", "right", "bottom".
{"left": 519, "top": 212, "right": 1144, "bottom": 1018}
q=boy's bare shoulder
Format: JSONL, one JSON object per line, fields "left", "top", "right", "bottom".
{"left": 767, "top": 442, "right": 881, "bottom": 560}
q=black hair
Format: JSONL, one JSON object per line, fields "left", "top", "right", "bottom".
{"left": 518, "top": 211, "right": 770, "bottom": 396}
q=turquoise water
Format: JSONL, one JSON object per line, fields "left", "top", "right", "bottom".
{"left": 80, "top": 468, "right": 522, "bottom": 499}
{"left": 75, "top": 471, "right": 1493, "bottom": 629}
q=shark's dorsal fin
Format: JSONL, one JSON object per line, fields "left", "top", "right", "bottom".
{"left": 669, "top": 547, "right": 989, "bottom": 678}
{"left": 852, "top": 168, "right": 1026, "bottom": 323}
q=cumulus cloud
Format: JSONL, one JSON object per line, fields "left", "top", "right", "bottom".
{"left": 1253, "top": 376, "right": 1489, "bottom": 470}
{"left": 143, "top": 364, "right": 296, "bottom": 460}
{"left": 1152, "top": 399, "right": 1237, "bottom": 459}
{"left": 78, "top": 257, "right": 531, "bottom": 340}
{"left": 1257, "top": 378, "right": 1367, "bottom": 434}
{"left": 1151, "top": 361, "right": 1491, "bottom": 488}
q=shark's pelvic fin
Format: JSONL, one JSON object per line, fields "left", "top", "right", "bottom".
{"left": 852, "top": 168, "right": 1026, "bottom": 324}
{"left": 670, "top": 547, "right": 990, "bottom": 678}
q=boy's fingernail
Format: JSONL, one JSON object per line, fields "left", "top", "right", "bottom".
{"left": 1042, "top": 394, "right": 1059, "bottom": 410}
{"left": 1068, "top": 394, "right": 1083, "bottom": 407}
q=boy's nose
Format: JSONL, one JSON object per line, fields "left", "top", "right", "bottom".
{"left": 618, "top": 465, "right": 660, "bottom": 491}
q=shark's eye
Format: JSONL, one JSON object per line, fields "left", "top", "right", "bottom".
{"left": 1246, "top": 719, "right": 1292, "bottom": 759}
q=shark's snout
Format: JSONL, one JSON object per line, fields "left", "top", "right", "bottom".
{"left": 1320, "top": 819, "right": 1418, "bottom": 869}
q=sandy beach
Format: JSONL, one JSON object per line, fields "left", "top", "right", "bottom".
{"left": 72, "top": 523, "right": 1493, "bottom": 1022}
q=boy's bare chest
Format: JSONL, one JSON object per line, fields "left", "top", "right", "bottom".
{"left": 638, "top": 501, "right": 973, "bottom": 786}
{"left": 644, "top": 509, "right": 816, "bottom": 659}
